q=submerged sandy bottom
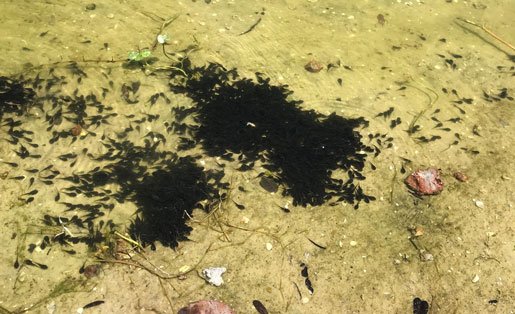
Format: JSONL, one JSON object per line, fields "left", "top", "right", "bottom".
{"left": 0, "top": 1, "right": 514, "bottom": 313}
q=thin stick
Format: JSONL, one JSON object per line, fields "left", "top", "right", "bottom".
{"left": 458, "top": 18, "right": 515, "bottom": 51}
{"left": 151, "top": 14, "right": 181, "bottom": 50}
{"left": 114, "top": 231, "right": 145, "bottom": 251}
{"left": 238, "top": 17, "right": 262, "bottom": 36}
{"left": 97, "top": 242, "right": 213, "bottom": 279}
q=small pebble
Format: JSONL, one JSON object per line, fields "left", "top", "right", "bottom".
{"left": 409, "top": 225, "right": 424, "bottom": 237}
{"left": 265, "top": 242, "right": 273, "bottom": 251}
{"left": 453, "top": 171, "right": 468, "bottom": 182}
{"left": 46, "top": 301, "right": 56, "bottom": 314}
{"left": 472, "top": 274, "right": 480, "bottom": 283}
{"left": 179, "top": 265, "right": 191, "bottom": 273}
{"left": 85, "top": 3, "right": 96, "bottom": 10}
{"left": 474, "top": 200, "right": 485, "bottom": 209}
{"left": 202, "top": 267, "right": 226, "bottom": 286}
{"left": 304, "top": 60, "right": 324, "bottom": 73}
{"left": 421, "top": 252, "right": 433, "bottom": 261}
{"left": 83, "top": 264, "right": 101, "bottom": 278}
{"left": 350, "top": 240, "right": 357, "bottom": 246}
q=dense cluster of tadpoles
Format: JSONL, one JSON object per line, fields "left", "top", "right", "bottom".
{"left": 3, "top": 49, "right": 511, "bottom": 268}
{"left": 2, "top": 52, "right": 512, "bottom": 259}
{"left": 0, "top": 15, "right": 512, "bottom": 314}
{"left": 1, "top": 59, "right": 379, "bottom": 257}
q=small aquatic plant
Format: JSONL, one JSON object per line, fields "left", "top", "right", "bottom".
{"left": 127, "top": 49, "right": 153, "bottom": 64}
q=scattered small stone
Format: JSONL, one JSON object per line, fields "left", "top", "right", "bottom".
{"left": 350, "top": 240, "right": 357, "bottom": 246}
{"left": 83, "top": 264, "right": 101, "bottom": 278}
{"left": 71, "top": 124, "right": 82, "bottom": 136}
{"left": 265, "top": 242, "right": 273, "bottom": 251}
{"left": 85, "top": 3, "right": 96, "bottom": 10}
{"left": 409, "top": 225, "right": 424, "bottom": 237}
{"left": 474, "top": 199, "right": 485, "bottom": 209}
{"left": 46, "top": 301, "right": 56, "bottom": 314}
{"left": 202, "top": 267, "right": 227, "bottom": 286}
{"left": 453, "top": 171, "right": 468, "bottom": 182}
{"left": 304, "top": 60, "right": 324, "bottom": 73}
{"left": 178, "top": 300, "right": 235, "bottom": 314}
{"left": 405, "top": 168, "right": 444, "bottom": 195}
{"left": 420, "top": 251, "right": 433, "bottom": 261}
{"left": 472, "top": 274, "right": 480, "bottom": 283}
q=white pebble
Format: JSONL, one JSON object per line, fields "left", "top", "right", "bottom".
{"left": 474, "top": 200, "right": 485, "bottom": 209}
{"left": 472, "top": 274, "right": 480, "bottom": 283}
{"left": 421, "top": 252, "right": 433, "bottom": 261}
{"left": 202, "top": 267, "right": 227, "bottom": 286}
{"left": 266, "top": 242, "right": 273, "bottom": 251}
{"left": 350, "top": 240, "right": 357, "bottom": 246}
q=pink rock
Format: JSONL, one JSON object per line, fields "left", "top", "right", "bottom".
{"left": 405, "top": 168, "right": 444, "bottom": 195}
{"left": 178, "top": 300, "right": 236, "bottom": 314}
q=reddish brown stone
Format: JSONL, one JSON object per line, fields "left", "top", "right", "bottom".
{"left": 304, "top": 60, "right": 324, "bottom": 73}
{"left": 453, "top": 171, "right": 468, "bottom": 182}
{"left": 405, "top": 168, "right": 444, "bottom": 195}
{"left": 71, "top": 124, "right": 82, "bottom": 136}
{"left": 83, "top": 264, "right": 101, "bottom": 278}
{"left": 178, "top": 300, "right": 235, "bottom": 314}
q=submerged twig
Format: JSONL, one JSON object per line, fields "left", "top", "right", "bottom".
{"left": 151, "top": 14, "right": 181, "bottom": 50}
{"left": 405, "top": 83, "right": 439, "bottom": 136}
{"left": 238, "top": 17, "right": 262, "bottom": 36}
{"left": 97, "top": 242, "right": 213, "bottom": 279}
{"left": 114, "top": 231, "right": 145, "bottom": 251}
{"left": 457, "top": 17, "right": 515, "bottom": 52}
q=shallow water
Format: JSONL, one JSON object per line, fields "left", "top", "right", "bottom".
{"left": 0, "top": 1, "right": 514, "bottom": 313}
